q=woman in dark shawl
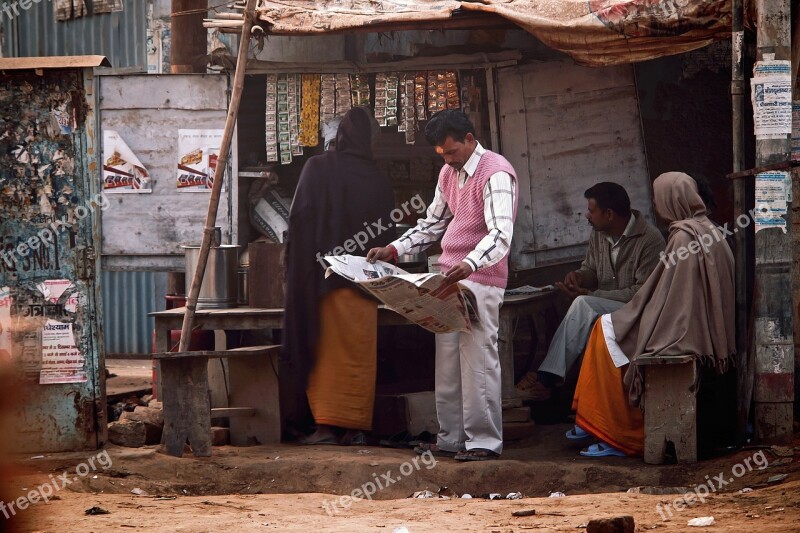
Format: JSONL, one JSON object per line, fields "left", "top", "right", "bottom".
{"left": 281, "top": 107, "right": 394, "bottom": 444}
{"left": 570, "top": 172, "right": 735, "bottom": 457}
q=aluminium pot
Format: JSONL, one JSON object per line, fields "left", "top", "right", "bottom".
{"left": 182, "top": 244, "right": 240, "bottom": 309}
{"left": 394, "top": 223, "right": 427, "bottom": 266}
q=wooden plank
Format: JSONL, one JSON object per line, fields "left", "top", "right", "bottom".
{"left": 153, "top": 315, "right": 285, "bottom": 332}
{"left": 520, "top": 61, "right": 636, "bottom": 96}
{"left": 228, "top": 352, "right": 281, "bottom": 445}
{"left": 485, "top": 67, "right": 500, "bottom": 151}
{"left": 243, "top": 51, "right": 521, "bottom": 75}
{"left": 404, "top": 391, "right": 439, "bottom": 436}
{"left": 150, "top": 306, "right": 284, "bottom": 317}
{"left": 240, "top": 14, "right": 519, "bottom": 38}
{"left": 502, "top": 406, "right": 531, "bottom": 423}
{"left": 211, "top": 407, "right": 256, "bottom": 418}
{"left": 152, "top": 345, "right": 281, "bottom": 359}
{"left": 502, "top": 420, "right": 536, "bottom": 441}
{"left": 643, "top": 362, "right": 697, "bottom": 464}
{"left": 160, "top": 358, "right": 212, "bottom": 457}
{"left": 248, "top": 242, "right": 286, "bottom": 308}
{"left": 498, "top": 306, "right": 515, "bottom": 401}
{"left": 99, "top": 75, "right": 228, "bottom": 110}
{"left": 496, "top": 65, "right": 535, "bottom": 271}
{"left": 151, "top": 306, "right": 410, "bottom": 330}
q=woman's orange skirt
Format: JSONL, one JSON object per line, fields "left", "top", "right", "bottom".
{"left": 306, "top": 287, "right": 377, "bottom": 431}
{"left": 572, "top": 320, "right": 644, "bottom": 456}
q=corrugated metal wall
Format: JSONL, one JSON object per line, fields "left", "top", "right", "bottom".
{"left": 2, "top": 0, "right": 148, "bottom": 70}
{"left": 102, "top": 271, "right": 158, "bottom": 355}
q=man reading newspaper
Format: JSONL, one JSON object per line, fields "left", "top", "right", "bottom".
{"left": 367, "top": 110, "right": 518, "bottom": 461}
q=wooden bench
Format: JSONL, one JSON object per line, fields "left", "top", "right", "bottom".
{"left": 634, "top": 355, "right": 698, "bottom": 464}
{"left": 152, "top": 345, "right": 281, "bottom": 457}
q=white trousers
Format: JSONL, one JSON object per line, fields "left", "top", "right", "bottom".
{"left": 435, "top": 279, "right": 504, "bottom": 454}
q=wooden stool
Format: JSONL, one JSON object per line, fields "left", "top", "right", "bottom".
{"left": 634, "top": 355, "right": 698, "bottom": 464}
{"left": 153, "top": 345, "right": 281, "bottom": 457}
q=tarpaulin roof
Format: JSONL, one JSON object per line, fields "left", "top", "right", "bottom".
{"left": 243, "top": 0, "right": 731, "bottom": 66}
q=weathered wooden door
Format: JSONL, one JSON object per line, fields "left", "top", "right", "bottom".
{"left": 497, "top": 61, "right": 654, "bottom": 271}
{"left": 0, "top": 67, "right": 104, "bottom": 452}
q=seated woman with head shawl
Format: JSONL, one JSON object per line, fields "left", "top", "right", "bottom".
{"left": 569, "top": 172, "right": 736, "bottom": 457}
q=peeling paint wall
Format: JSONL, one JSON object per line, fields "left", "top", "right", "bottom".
{"left": 0, "top": 69, "right": 101, "bottom": 452}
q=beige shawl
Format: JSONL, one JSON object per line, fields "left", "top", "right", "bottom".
{"left": 609, "top": 172, "right": 736, "bottom": 406}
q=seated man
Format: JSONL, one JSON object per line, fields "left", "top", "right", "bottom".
{"left": 571, "top": 172, "right": 734, "bottom": 457}
{"left": 516, "top": 182, "right": 665, "bottom": 401}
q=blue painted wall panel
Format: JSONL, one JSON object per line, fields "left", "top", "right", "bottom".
{"left": 1, "top": 67, "right": 102, "bottom": 452}
{"left": 101, "top": 270, "right": 156, "bottom": 355}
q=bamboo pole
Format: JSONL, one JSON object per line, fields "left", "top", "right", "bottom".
{"left": 178, "top": 0, "right": 258, "bottom": 352}
{"left": 731, "top": 0, "right": 750, "bottom": 446}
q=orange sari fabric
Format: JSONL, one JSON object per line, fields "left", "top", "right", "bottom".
{"left": 572, "top": 320, "right": 644, "bottom": 456}
{"left": 306, "top": 288, "right": 377, "bottom": 431}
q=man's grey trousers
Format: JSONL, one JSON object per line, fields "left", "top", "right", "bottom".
{"left": 537, "top": 295, "right": 625, "bottom": 379}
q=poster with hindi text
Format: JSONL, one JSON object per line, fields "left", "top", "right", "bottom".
{"left": 39, "top": 319, "right": 86, "bottom": 384}
{"left": 176, "top": 129, "right": 224, "bottom": 192}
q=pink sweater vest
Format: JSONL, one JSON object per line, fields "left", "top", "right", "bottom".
{"left": 438, "top": 150, "right": 518, "bottom": 288}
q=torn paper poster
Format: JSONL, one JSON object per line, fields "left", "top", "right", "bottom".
{"left": 64, "top": 292, "right": 83, "bottom": 314}
{"left": 176, "top": 129, "right": 224, "bottom": 192}
{"left": 36, "top": 279, "right": 72, "bottom": 302}
{"left": 51, "top": 101, "right": 75, "bottom": 135}
{"left": 792, "top": 101, "right": 800, "bottom": 161}
{"left": 93, "top": 0, "right": 123, "bottom": 14}
{"left": 755, "top": 171, "right": 788, "bottom": 233}
{"left": 103, "top": 130, "right": 152, "bottom": 193}
{"left": 0, "top": 287, "right": 12, "bottom": 363}
{"left": 35, "top": 280, "right": 80, "bottom": 314}
{"left": 55, "top": 0, "right": 88, "bottom": 21}
{"left": 751, "top": 60, "right": 792, "bottom": 139}
{"left": 39, "top": 319, "right": 86, "bottom": 384}
{"left": 20, "top": 331, "right": 42, "bottom": 374}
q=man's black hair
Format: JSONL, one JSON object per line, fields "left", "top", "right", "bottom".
{"left": 584, "top": 182, "right": 631, "bottom": 218}
{"left": 424, "top": 109, "right": 476, "bottom": 146}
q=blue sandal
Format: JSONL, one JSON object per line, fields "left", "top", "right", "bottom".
{"left": 565, "top": 425, "right": 591, "bottom": 440}
{"left": 579, "top": 442, "right": 626, "bottom": 457}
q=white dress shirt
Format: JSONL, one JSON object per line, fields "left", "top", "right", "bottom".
{"left": 391, "top": 143, "right": 516, "bottom": 272}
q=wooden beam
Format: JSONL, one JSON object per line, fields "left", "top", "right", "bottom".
{"left": 171, "top": 0, "right": 208, "bottom": 73}
{"left": 226, "top": 51, "right": 522, "bottom": 75}
{"left": 178, "top": 0, "right": 258, "bottom": 352}
{"left": 152, "top": 345, "right": 281, "bottom": 360}
{"left": 208, "top": 13, "right": 518, "bottom": 35}
{"left": 725, "top": 160, "right": 799, "bottom": 180}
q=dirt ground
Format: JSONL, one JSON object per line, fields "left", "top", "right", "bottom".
{"left": 3, "top": 429, "right": 799, "bottom": 532}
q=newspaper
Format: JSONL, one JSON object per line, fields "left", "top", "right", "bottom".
{"left": 323, "top": 255, "right": 479, "bottom": 333}
{"left": 505, "top": 284, "right": 555, "bottom": 296}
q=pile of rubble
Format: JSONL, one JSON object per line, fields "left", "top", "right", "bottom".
{"left": 108, "top": 395, "right": 164, "bottom": 448}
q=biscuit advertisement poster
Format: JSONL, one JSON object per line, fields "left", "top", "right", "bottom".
{"left": 102, "top": 130, "right": 152, "bottom": 193}
{"left": 176, "top": 129, "right": 224, "bottom": 192}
